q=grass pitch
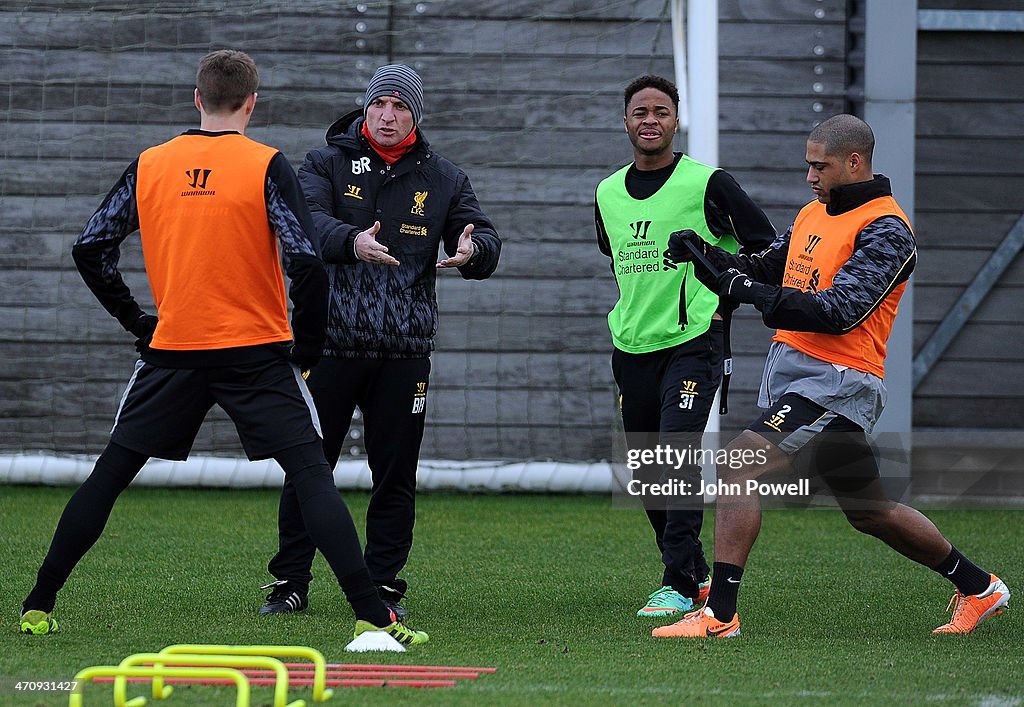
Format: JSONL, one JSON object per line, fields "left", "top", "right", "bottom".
{"left": 2, "top": 486, "right": 1021, "bottom": 705}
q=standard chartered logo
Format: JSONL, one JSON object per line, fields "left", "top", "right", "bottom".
{"left": 617, "top": 240, "right": 661, "bottom": 275}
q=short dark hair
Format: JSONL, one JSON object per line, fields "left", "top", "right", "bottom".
{"left": 196, "top": 50, "right": 259, "bottom": 114}
{"left": 808, "top": 114, "right": 874, "bottom": 165}
{"left": 623, "top": 75, "right": 679, "bottom": 113}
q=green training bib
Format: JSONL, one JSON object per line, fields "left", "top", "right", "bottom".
{"left": 596, "top": 155, "right": 737, "bottom": 353}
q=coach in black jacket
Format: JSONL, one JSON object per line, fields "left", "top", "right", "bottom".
{"left": 261, "top": 65, "right": 501, "bottom": 620}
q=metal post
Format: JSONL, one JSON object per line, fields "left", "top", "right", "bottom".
{"left": 671, "top": 0, "right": 688, "bottom": 132}
{"left": 673, "top": 0, "right": 723, "bottom": 467}
{"left": 863, "top": 0, "right": 917, "bottom": 488}
{"left": 686, "top": 0, "right": 719, "bottom": 167}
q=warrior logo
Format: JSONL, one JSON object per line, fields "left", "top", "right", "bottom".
{"left": 181, "top": 168, "right": 214, "bottom": 196}
{"left": 185, "top": 168, "right": 212, "bottom": 189}
{"left": 630, "top": 220, "right": 652, "bottom": 240}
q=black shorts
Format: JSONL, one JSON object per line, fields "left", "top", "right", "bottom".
{"left": 611, "top": 320, "right": 724, "bottom": 438}
{"left": 749, "top": 393, "right": 880, "bottom": 497}
{"left": 612, "top": 321, "right": 723, "bottom": 494}
{"left": 110, "top": 358, "right": 322, "bottom": 461}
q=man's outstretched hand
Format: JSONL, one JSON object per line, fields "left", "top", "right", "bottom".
{"left": 355, "top": 221, "right": 400, "bottom": 266}
{"left": 437, "top": 224, "right": 476, "bottom": 269}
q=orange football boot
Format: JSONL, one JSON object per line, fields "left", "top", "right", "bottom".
{"left": 933, "top": 574, "right": 1009, "bottom": 635}
{"left": 652, "top": 606, "right": 741, "bottom": 638}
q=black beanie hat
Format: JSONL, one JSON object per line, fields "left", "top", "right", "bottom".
{"left": 363, "top": 63, "right": 424, "bottom": 124}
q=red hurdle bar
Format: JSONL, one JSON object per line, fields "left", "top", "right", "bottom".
{"left": 96, "top": 676, "right": 458, "bottom": 688}
{"left": 294, "top": 662, "right": 497, "bottom": 673}
{"left": 241, "top": 668, "right": 481, "bottom": 679}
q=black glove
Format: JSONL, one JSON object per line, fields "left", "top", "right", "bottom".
{"left": 690, "top": 258, "right": 719, "bottom": 291}
{"left": 288, "top": 343, "right": 321, "bottom": 373}
{"left": 128, "top": 313, "right": 158, "bottom": 353}
{"left": 716, "top": 268, "right": 765, "bottom": 305}
{"left": 666, "top": 229, "right": 707, "bottom": 264}
{"left": 670, "top": 232, "right": 722, "bottom": 293}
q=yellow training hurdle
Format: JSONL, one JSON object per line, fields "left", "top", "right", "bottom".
{"left": 69, "top": 665, "right": 249, "bottom": 707}
{"left": 115, "top": 652, "right": 301, "bottom": 707}
{"left": 157, "top": 644, "right": 333, "bottom": 702}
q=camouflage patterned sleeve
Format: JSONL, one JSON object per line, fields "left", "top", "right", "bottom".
{"left": 703, "top": 226, "right": 791, "bottom": 285}
{"left": 265, "top": 152, "right": 328, "bottom": 355}
{"left": 71, "top": 159, "right": 148, "bottom": 332}
{"left": 751, "top": 216, "right": 917, "bottom": 334}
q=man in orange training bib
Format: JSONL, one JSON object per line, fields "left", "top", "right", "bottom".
{"left": 19, "top": 50, "right": 427, "bottom": 647}
{"left": 655, "top": 114, "right": 1009, "bottom": 639}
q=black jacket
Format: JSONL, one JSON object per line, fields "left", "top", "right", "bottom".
{"left": 299, "top": 110, "right": 501, "bottom": 358}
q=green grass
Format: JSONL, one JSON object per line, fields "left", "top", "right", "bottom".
{"left": 2, "top": 486, "right": 1021, "bottom": 706}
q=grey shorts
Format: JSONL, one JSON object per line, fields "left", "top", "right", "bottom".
{"left": 757, "top": 342, "right": 886, "bottom": 433}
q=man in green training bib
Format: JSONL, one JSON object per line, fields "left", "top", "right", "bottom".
{"left": 596, "top": 75, "right": 775, "bottom": 618}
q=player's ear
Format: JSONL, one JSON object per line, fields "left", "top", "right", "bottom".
{"left": 193, "top": 88, "right": 203, "bottom": 114}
